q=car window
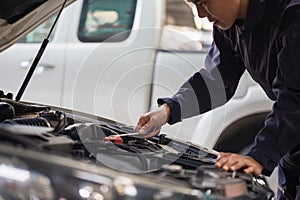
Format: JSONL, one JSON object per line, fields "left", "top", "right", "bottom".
{"left": 78, "top": 0, "right": 137, "bottom": 42}
{"left": 160, "top": 0, "right": 213, "bottom": 51}
{"left": 166, "top": 0, "right": 195, "bottom": 28}
{"left": 165, "top": 0, "right": 213, "bottom": 32}
{"left": 17, "top": 15, "right": 57, "bottom": 43}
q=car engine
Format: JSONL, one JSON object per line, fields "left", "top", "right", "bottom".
{"left": 0, "top": 97, "right": 274, "bottom": 200}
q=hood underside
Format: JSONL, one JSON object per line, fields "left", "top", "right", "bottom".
{"left": 0, "top": 0, "right": 76, "bottom": 52}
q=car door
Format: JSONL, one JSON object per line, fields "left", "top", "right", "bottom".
{"left": 0, "top": 15, "right": 66, "bottom": 106}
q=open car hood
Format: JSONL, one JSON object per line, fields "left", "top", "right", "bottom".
{"left": 0, "top": 98, "right": 274, "bottom": 199}
{"left": 0, "top": 0, "right": 76, "bottom": 52}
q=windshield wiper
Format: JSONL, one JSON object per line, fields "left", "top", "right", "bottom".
{"left": 15, "top": 0, "right": 68, "bottom": 101}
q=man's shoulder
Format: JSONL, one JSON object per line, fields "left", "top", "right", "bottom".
{"left": 285, "top": 0, "right": 300, "bottom": 9}
{"left": 278, "top": 0, "right": 300, "bottom": 33}
{"left": 279, "top": 0, "right": 300, "bottom": 17}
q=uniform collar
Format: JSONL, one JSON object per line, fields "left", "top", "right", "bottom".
{"left": 287, "top": 0, "right": 300, "bottom": 8}
{"left": 243, "top": 0, "right": 266, "bottom": 31}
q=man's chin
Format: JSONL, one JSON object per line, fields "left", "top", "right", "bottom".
{"left": 215, "top": 22, "right": 233, "bottom": 30}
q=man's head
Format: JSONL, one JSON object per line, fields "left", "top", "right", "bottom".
{"left": 188, "top": 0, "right": 249, "bottom": 30}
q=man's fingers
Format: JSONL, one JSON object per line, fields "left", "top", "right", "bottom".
{"left": 223, "top": 159, "right": 239, "bottom": 170}
{"left": 135, "top": 115, "right": 150, "bottom": 132}
{"left": 139, "top": 124, "right": 161, "bottom": 137}
{"left": 135, "top": 104, "right": 170, "bottom": 137}
{"left": 135, "top": 114, "right": 163, "bottom": 137}
{"left": 138, "top": 120, "right": 151, "bottom": 134}
{"left": 215, "top": 156, "right": 230, "bottom": 168}
{"left": 216, "top": 153, "right": 246, "bottom": 170}
{"left": 244, "top": 166, "right": 254, "bottom": 174}
{"left": 215, "top": 154, "right": 263, "bottom": 176}
{"left": 227, "top": 159, "right": 248, "bottom": 171}
{"left": 216, "top": 158, "right": 239, "bottom": 171}
{"left": 139, "top": 128, "right": 160, "bottom": 138}
{"left": 219, "top": 152, "right": 231, "bottom": 157}
{"left": 216, "top": 152, "right": 231, "bottom": 161}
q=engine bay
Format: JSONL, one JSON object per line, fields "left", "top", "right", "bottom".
{"left": 0, "top": 97, "right": 274, "bottom": 199}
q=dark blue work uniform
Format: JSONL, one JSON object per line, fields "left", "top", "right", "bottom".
{"left": 158, "top": 0, "right": 300, "bottom": 199}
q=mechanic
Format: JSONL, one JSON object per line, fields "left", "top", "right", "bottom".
{"left": 135, "top": 0, "right": 300, "bottom": 199}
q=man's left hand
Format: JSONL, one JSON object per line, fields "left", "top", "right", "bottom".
{"left": 215, "top": 152, "right": 263, "bottom": 176}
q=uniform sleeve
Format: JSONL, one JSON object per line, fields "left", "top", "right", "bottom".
{"left": 158, "top": 28, "right": 245, "bottom": 124}
{"left": 246, "top": 16, "right": 300, "bottom": 176}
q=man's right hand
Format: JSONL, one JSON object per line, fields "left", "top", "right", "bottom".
{"left": 134, "top": 103, "right": 170, "bottom": 138}
{"left": 215, "top": 152, "right": 263, "bottom": 176}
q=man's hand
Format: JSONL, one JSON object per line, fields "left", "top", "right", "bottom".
{"left": 215, "top": 152, "right": 263, "bottom": 176}
{"left": 135, "top": 104, "right": 170, "bottom": 138}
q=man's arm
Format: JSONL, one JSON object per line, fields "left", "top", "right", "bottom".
{"left": 246, "top": 16, "right": 300, "bottom": 175}
{"left": 216, "top": 15, "right": 300, "bottom": 176}
{"left": 158, "top": 28, "right": 245, "bottom": 124}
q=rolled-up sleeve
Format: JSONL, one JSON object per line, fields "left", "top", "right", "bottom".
{"left": 158, "top": 28, "right": 245, "bottom": 124}
{"left": 246, "top": 17, "right": 300, "bottom": 175}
